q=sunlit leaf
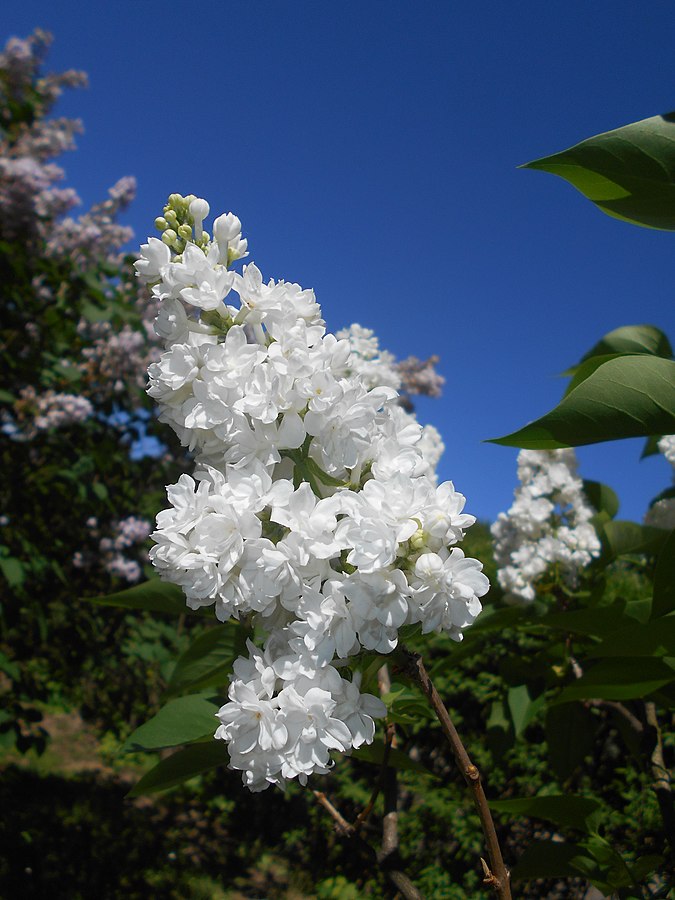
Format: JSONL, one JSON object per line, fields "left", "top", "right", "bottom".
{"left": 523, "top": 113, "right": 675, "bottom": 229}
{"left": 490, "top": 356, "right": 675, "bottom": 449}
{"left": 122, "top": 692, "right": 219, "bottom": 752}
{"left": 84, "top": 579, "right": 209, "bottom": 617}
{"left": 127, "top": 740, "right": 228, "bottom": 797}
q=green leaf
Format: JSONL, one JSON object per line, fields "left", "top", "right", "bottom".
{"left": 554, "top": 657, "right": 675, "bottom": 704}
{"left": 490, "top": 355, "right": 675, "bottom": 449}
{"left": 165, "top": 624, "right": 248, "bottom": 698}
{"left": 577, "top": 325, "right": 673, "bottom": 365}
{"left": 629, "top": 854, "right": 665, "bottom": 883}
{"left": 0, "top": 556, "right": 25, "bottom": 588}
{"left": 490, "top": 794, "right": 603, "bottom": 833}
{"left": 538, "top": 600, "right": 636, "bottom": 638}
{"left": 511, "top": 841, "right": 599, "bottom": 882}
{"left": 641, "top": 434, "right": 662, "bottom": 459}
{"left": 122, "top": 692, "right": 220, "bottom": 752}
{"left": 545, "top": 703, "right": 597, "bottom": 779}
{"left": 582, "top": 480, "right": 619, "bottom": 519}
{"left": 522, "top": 112, "right": 675, "bottom": 230}
{"left": 652, "top": 529, "right": 675, "bottom": 618}
{"left": 586, "top": 615, "right": 675, "bottom": 658}
{"left": 562, "top": 353, "right": 625, "bottom": 398}
{"left": 84, "top": 579, "right": 208, "bottom": 617}
{"left": 598, "top": 519, "right": 668, "bottom": 564}
{"left": 127, "top": 740, "right": 228, "bottom": 797}
{"left": 507, "top": 685, "right": 545, "bottom": 738}
{"left": 486, "top": 699, "right": 514, "bottom": 756}
{"left": 350, "top": 740, "right": 432, "bottom": 775}
{"left": 92, "top": 482, "right": 108, "bottom": 502}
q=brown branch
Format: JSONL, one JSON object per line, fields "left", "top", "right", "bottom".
{"left": 401, "top": 649, "right": 511, "bottom": 899}
{"left": 312, "top": 790, "right": 422, "bottom": 899}
{"left": 586, "top": 698, "right": 644, "bottom": 735}
{"left": 645, "top": 702, "right": 675, "bottom": 861}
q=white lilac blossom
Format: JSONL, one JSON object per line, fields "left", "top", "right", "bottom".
{"left": 138, "top": 194, "right": 489, "bottom": 792}
{"left": 491, "top": 449, "right": 601, "bottom": 604}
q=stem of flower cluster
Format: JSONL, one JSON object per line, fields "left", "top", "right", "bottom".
{"left": 401, "top": 649, "right": 512, "bottom": 899}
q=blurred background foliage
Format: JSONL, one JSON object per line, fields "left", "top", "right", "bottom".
{"left": 1, "top": 30, "right": 673, "bottom": 900}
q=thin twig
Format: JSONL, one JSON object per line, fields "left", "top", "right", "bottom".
{"left": 586, "top": 698, "right": 644, "bottom": 735}
{"left": 312, "top": 790, "right": 422, "bottom": 899}
{"left": 313, "top": 790, "right": 354, "bottom": 835}
{"left": 401, "top": 649, "right": 511, "bottom": 899}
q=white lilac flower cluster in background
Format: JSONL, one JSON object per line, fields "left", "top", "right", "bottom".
{"left": 1, "top": 386, "right": 94, "bottom": 441}
{"left": 491, "top": 449, "right": 601, "bottom": 604}
{"left": 644, "top": 435, "right": 675, "bottom": 531}
{"left": 136, "top": 194, "right": 489, "bottom": 792}
{"left": 73, "top": 515, "right": 152, "bottom": 583}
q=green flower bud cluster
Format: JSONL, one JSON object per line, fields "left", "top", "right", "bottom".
{"left": 154, "top": 193, "right": 210, "bottom": 254}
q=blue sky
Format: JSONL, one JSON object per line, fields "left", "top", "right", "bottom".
{"left": 6, "top": 1, "right": 675, "bottom": 521}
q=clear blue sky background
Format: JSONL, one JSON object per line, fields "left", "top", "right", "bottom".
{"left": 6, "top": 1, "right": 675, "bottom": 522}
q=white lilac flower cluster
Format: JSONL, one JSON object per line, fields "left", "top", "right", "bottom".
{"left": 644, "top": 436, "right": 675, "bottom": 530}
{"left": 336, "top": 323, "right": 446, "bottom": 477}
{"left": 491, "top": 449, "right": 601, "bottom": 604}
{"left": 136, "top": 194, "right": 489, "bottom": 792}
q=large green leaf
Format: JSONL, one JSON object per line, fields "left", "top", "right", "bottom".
{"left": 85, "top": 579, "right": 209, "bottom": 617}
{"left": 576, "top": 325, "right": 673, "bottom": 366}
{"left": 122, "top": 692, "right": 220, "bottom": 752}
{"left": 127, "top": 740, "right": 228, "bottom": 797}
{"left": 538, "top": 602, "right": 630, "bottom": 638}
{"left": 490, "top": 356, "right": 675, "bottom": 449}
{"left": 554, "top": 657, "right": 675, "bottom": 704}
{"left": 545, "top": 703, "right": 597, "bottom": 779}
{"left": 490, "top": 794, "right": 603, "bottom": 833}
{"left": 510, "top": 841, "right": 600, "bottom": 882}
{"left": 586, "top": 615, "right": 675, "bottom": 658}
{"left": 522, "top": 113, "right": 675, "bottom": 229}
{"left": 652, "top": 529, "right": 675, "bottom": 619}
{"left": 165, "top": 623, "right": 247, "bottom": 699}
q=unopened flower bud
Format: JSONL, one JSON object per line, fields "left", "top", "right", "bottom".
{"left": 189, "top": 198, "right": 210, "bottom": 241}
{"left": 161, "top": 228, "right": 177, "bottom": 246}
{"left": 178, "top": 224, "right": 193, "bottom": 241}
{"left": 155, "top": 216, "right": 168, "bottom": 231}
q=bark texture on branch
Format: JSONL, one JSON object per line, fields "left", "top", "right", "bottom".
{"left": 402, "top": 649, "right": 512, "bottom": 899}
